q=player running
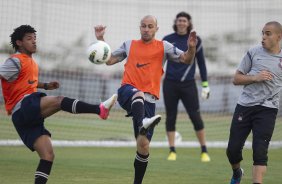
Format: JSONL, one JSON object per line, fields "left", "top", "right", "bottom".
{"left": 226, "top": 21, "right": 282, "bottom": 184}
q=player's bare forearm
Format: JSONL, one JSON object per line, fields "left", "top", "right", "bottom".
{"left": 37, "top": 82, "right": 45, "bottom": 89}
{"left": 106, "top": 55, "right": 120, "bottom": 65}
{"left": 37, "top": 81, "right": 60, "bottom": 90}
{"left": 180, "top": 47, "right": 196, "bottom": 64}
{"left": 179, "top": 30, "right": 197, "bottom": 64}
{"left": 233, "top": 70, "right": 273, "bottom": 85}
{"left": 233, "top": 71, "right": 256, "bottom": 85}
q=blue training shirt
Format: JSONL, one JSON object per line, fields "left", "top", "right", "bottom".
{"left": 163, "top": 33, "right": 207, "bottom": 82}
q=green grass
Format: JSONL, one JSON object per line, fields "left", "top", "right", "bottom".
{"left": 1, "top": 111, "right": 282, "bottom": 141}
{"left": 1, "top": 110, "right": 282, "bottom": 183}
{"left": 0, "top": 147, "right": 282, "bottom": 184}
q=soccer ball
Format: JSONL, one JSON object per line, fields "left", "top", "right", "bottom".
{"left": 175, "top": 131, "right": 182, "bottom": 142}
{"left": 165, "top": 131, "right": 182, "bottom": 143}
{"left": 87, "top": 41, "right": 111, "bottom": 64}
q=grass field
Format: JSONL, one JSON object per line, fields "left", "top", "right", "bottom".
{"left": 0, "top": 147, "right": 282, "bottom": 184}
{"left": 1, "top": 111, "right": 282, "bottom": 142}
{"left": 0, "top": 110, "right": 282, "bottom": 183}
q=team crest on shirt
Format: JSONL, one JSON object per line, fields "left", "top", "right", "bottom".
{"left": 238, "top": 114, "right": 243, "bottom": 121}
{"left": 279, "top": 59, "right": 282, "bottom": 70}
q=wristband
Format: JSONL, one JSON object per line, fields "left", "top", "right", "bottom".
{"left": 202, "top": 81, "right": 209, "bottom": 87}
{"left": 44, "top": 83, "right": 48, "bottom": 90}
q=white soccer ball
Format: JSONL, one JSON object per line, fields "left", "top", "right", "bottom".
{"left": 175, "top": 131, "right": 182, "bottom": 143}
{"left": 87, "top": 41, "right": 111, "bottom": 64}
{"left": 165, "top": 131, "right": 182, "bottom": 143}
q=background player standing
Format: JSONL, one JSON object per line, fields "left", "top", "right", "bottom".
{"left": 163, "top": 12, "right": 210, "bottom": 162}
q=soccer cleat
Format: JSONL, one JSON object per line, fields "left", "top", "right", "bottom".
{"left": 167, "top": 151, "right": 177, "bottom": 161}
{"left": 201, "top": 152, "right": 211, "bottom": 162}
{"left": 99, "top": 94, "right": 118, "bottom": 120}
{"left": 139, "top": 115, "right": 161, "bottom": 135}
{"left": 230, "top": 168, "right": 244, "bottom": 184}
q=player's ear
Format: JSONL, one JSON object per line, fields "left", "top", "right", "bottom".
{"left": 16, "top": 40, "right": 22, "bottom": 48}
{"left": 156, "top": 26, "right": 159, "bottom": 32}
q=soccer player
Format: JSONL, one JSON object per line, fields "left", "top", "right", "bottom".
{"left": 94, "top": 15, "right": 197, "bottom": 184}
{"left": 226, "top": 21, "right": 282, "bottom": 184}
{"left": 163, "top": 12, "right": 210, "bottom": 162}
{"left": 0, "top": 25, "right": 117, "bottom": 184}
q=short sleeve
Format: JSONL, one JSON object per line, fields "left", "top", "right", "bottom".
{"left": 237, "top": 50, "right": 252, "bottom": 74}
{"left": 163, "top": 40, "right": 184, "bottom": 63}
{"left": 112, "top": 41, "right": 131, "bottom": 62}
{"left": 0, "top": 57, "right": 21, "bottom": 82}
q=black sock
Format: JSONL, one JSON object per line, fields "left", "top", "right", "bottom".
{"left": 253, "top": 183, "right": 261, "bottom": 184}
{"left": 61, "top": 97, "right": 100, "bottom": 114}
{"left": 201, "top": 145, "right": 207, "bottom": 153}
{"left": 35, "top": 159, "right": 53, "bottom": 184}
{"left": 169, "top": 146, "right": 176, "bottom": 153}
{"left": 131, "top": 97, "right": 145, "bottom": 128}
{"left": 134, "top": 152, "right": 149, "bottom": 184}
{"left": 232, "top": 168, "right": 242, "bottom": 179}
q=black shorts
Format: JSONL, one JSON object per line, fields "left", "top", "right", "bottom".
{"left": 227, "top": 104, "right": 277, "bottom": 165}
{"left": 118, "top": 84, "right": 156, "bottom": 141}
{"left": 12, "top": 92, "right": 51, "bottom": 151}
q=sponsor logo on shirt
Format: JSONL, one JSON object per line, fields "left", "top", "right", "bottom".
{"left": 28, "top": 80, "right": 36, "bottom": 84}
{"left": 136, "top": 63, "right": 150, "bottom": 68}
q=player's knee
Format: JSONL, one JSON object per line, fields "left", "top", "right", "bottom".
{"left": 193, "top": 122, "right": 204, "bottom": 131}
{"left": 55, "top": 96, "right": 64, "bottom": 105}
{"left": 189, "top": 111, "right": 204, "bottom": 131}
{"left": 166, "top": 120, "right": 176, "bottom": 131}
{"left": 253, "top": 141, "right": 269, "bottom": 166}
{"left": 137, "top": 139, "right": 149, "bottom": 153}
{"left": 132, "top": 91, "right": 145, "bottom": 100}
{"left": 226, "top": 145, "right": 242, "bottom": 164}
{"left": 41, "top": 150, "right": 55, "bottom": 161}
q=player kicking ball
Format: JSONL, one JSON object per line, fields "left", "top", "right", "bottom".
{"left": 94, "top": 14, "right": 197, "bottom": 184}
{"left": 0, "top": 25, "right": 117, "bottom": 184}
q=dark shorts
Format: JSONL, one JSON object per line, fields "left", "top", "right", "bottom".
{"left": 12, "top": 92, "right": 51, "bottom": 151}
{"left": 117, "top": 84, "right": 156, "bottom": 140}
{"left": 227, "top": 104, "right": 277, "bottom": 165}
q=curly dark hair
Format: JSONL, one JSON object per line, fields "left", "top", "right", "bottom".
{"left": 10, "top": 25, "right": 36, "bottom": 51}
{"left": 173, "top": 12, "right": 193, "bottom": 35}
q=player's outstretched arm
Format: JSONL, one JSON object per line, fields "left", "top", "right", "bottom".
{"left": 233, "top": 70, "right": 273, "bottom": 85}
{"left": 180, "top": 30, "right": 197, "bottom": 64}
{"left": 94, "top": 25, "right": 120, "bottom": 66}
{"left": 38, "top": 81, "right": 60, "bottom": 90}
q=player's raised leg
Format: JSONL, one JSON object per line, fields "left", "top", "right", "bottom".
{"left": 40, "top": 94, "right": 117, "bottom": 119}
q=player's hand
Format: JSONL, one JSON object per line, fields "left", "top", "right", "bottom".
{"left": 201, "top": 81, "right": 210, "bottom": 100}
{"left": 187, "top": 30, "right": 197, "bottom": 48}
{"left": 94, "top": 25, "right": 106, "bottom": 40}
{"left": 201, "top": 86, "right": 210, "bottom": 100}
{"left": 47, "top": 81, "right": 60, "bottom": 90}
{"left": 255, "top": 70, "right": 273, "bottom": 82}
